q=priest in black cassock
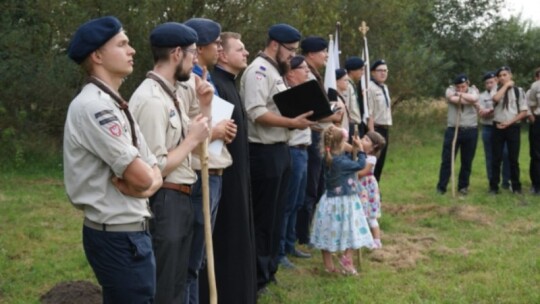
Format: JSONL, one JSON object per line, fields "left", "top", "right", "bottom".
{"left": 199, "top": 32, "right": 257, "bottom": 304}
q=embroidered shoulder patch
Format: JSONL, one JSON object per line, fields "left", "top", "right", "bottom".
{"left": 109, "top": 123, "right": 122, "bottom": 137}
{"left": 259, "top": 66, "right": 266, "bottom": 71}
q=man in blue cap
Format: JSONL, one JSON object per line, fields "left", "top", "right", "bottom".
{"left": 129, "top": 22, "right": 212, "bottom": 303}
{"left": 478, "top": 71, "right": 511, "bottom": 191}
{"left": 64, "top": 16, "right": 163, "bottom": 303}
{"left": 436, "top": 74, "right": 479, "bottom": 195}
{"left": 368, "top": 59, "right": 392, "bottom": 181}
{"left": 183, "top": 17, "right": 237, "bottom": 304}
{"left": 527, "top": 67, "right": 540, "bottom": 195}
{"left": 240, "top": 23, "right": 314, "bottom": 295}
{"left": 490, "top": 66, "right": 528, "bottom": 194}
{"left": 296, "top": 36, "right": 343, "bottom": 251}
{"left": 345, "top": 56, "right": 368, "bottom": 137}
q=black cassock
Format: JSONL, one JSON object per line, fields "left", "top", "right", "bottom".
{"left": 199, "top": 66, "right": 257, "bottom": 304}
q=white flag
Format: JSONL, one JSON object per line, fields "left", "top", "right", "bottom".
{"left": 324, "top": 36, "right": 337, "bottom": 95}
{"left": 334, "top": 29, "right": 340, "bottom": 69}
{"left": 361, "top": 36, "right": 370, "bottom": 123}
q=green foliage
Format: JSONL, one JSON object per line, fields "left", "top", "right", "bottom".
{"left": 1, "top": 0, "right": 539, "bottom": 159}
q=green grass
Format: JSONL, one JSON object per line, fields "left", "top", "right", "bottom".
{"left": 1, "top": 100, "right": 539, "bottom": 303}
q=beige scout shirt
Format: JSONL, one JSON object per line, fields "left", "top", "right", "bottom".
{"left": 129, "top": 72, "right": 197, "bottom": 185}
{"left": 240, "top": 56, "right": 290, "bottom": 144}
{"left": 345, "top": 80, "right": 361, "bottom": 124}
{"left": 527, "top": 80, "right": 540, "bottom": 116}
{"left": 445, "top": 86, "right": 479, "bottom": 127}
{"left": 368, "top": 80, "right": 392, "bottom": 126}
{"left": 308, "top": 71, "right": 333, "bottom": 131}
{"left": 493, "top": 86, "right": 527, "bottom": 123}
{"left": 64, "top": 82, "right": 156, "bottom": 224}
{"left": 478, "top": 88, "right": 496, "bottom": 125}
{"left": 179, "top": 74, "right": 233, "bottom": 170}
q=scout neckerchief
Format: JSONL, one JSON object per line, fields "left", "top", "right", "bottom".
{"left": 499, "top": 85, "right": 520, "bottom": 112}
{"left": 371, "top": 78, "right": 389, "bottom": 108}
{"left": 348, "top": 78, "right": 364, "bottom": 119}
{"left": 146, "top": 72, "right": 186, "bottom": 142}
{"left": 257, "top": 51, "right": 283, "bottom": 75}
{"left": 87, "top": 76, "right": 138, "bottom": 148}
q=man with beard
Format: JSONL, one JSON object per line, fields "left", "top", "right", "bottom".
{"left": 240, "top": 24, "right": 314, "bottom": 295}
{"left": 64, "top": 16, "right": 163, "bottom": 303}
{"left": 183, "top": 18, "right": 237, "bottom": 304}
{"left": 368, "top": 59, "right": 392, "bottom": 181}
{"left": 199, "top": 31, "right": 257, "bottom": 304}
{"left": 129, "top": 22, "right": 212, "bottom": 303}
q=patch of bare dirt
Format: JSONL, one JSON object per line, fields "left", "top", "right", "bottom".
{"left": 384, "top": 203, "right": 493, "bottom": 226}
{"left": 40, "top": 281, "right": 101, "bottom": 304}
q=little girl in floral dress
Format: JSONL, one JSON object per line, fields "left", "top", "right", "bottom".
{"left": 357, "top": 131, "right": 386, "bottom": 248}
{"left": 310, "top": 125, "right": 374, "bottom": 275}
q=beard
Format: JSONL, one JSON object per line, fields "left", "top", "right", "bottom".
{"left": 276, "top": 56, "right": 290, "bottom": 76}
{"left": 175, "top": 61, "right": 191, "bottom": 82}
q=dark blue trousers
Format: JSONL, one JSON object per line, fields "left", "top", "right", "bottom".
{"left": 83, "top": 226, "right": 155, "bottom": 304}
{"left": 491, "top": 124, "right": 522, "bottom": 192}
{"left": 529, "top": 117, "right": 540, "bottom": 191}
{"left": 436, "top": 127, "right": 478, "bottom": 192}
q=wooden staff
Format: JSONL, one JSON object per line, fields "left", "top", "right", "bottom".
{"left": 200, "top": 137, "right": 217, "bottom": 304}
{"left": 451, "top": 94, "right": 462, "bottom": 198}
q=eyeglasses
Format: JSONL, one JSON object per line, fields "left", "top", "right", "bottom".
{"left": 293, "top": 64, "right": 309, "bottom": 70}
{"left": 183, "top": 48, "right": 198, "bottom": 55}
{"left": 375, "top": 69, "right": 388, "bottom": 73}
{"left": 280, "top": 43, "right": 299, "bottom": 53}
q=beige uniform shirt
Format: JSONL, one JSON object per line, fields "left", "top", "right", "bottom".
{"left": 345, "top": 80, "right": 361, "bottom": 124}
{"left": 63, "top": 82, "right": 156, "bottom": 224}
{"left": 527, "top": 80, "right": 540, "bottom": 116}
{"left": 129, "top": 73, "right": 197, "bottom": 185}
{"left": 240, "top": 56, "right": 290, "bottom": 144}
{"left": 308, "top": 71, "right": 333, "bottom": 131}
{"left": 368, "top": 80, "right": 392, "bottom": 126}
{"left": 493, "top": 86, "right": 527, "bottom": 123}
{"left": 478, "top": 88, "right": 496, "bottom": 125}
{"left": 180, "top": 74, "right": 233, "bottom": 170}
{"left": 445, "top": 86, "right": 479, "bottom": 127}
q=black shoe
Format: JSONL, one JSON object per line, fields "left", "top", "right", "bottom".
{"left": 501, "top": 183, "right": 510, "bottom": 190}
{"left": 257, "top": 286, "right": 271, "bottom": 298}
{"left": 436, "top": 187, "right": 446, "bottom": 195}
{"left": 290, "top": 248, "right": 312, "bottom": 258}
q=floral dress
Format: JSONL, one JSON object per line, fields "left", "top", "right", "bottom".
{"left": 358, "top": 155, "right": 381, "bottom": 219}
{"left": 310, "top": 153, "right": 374, "bottom": 252}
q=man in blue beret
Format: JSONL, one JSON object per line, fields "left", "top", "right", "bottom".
{"left": 345, "top": 57, "right": 368, "bottom": 138}
{"left": 240, "top": 23, "right": 314, "bottom": 295}
{"left": 368, "top": 59, "right": 392, "bottom": 181}
{"left": 295, "top": 36, "right": 344, "bottom": 253}
{"left": 436, "top": 74, "right": 480, "bottom": 195}
{"left": 478, "top": 71, "right": 511, "bottom": 191}
{"left": 129, "top": 22, "right": 212, "bottom": 304}
{"left": 64, "top": 16, "right": 163, "bottom": 303}
{"left": 489, "top": 66, "right": 528, "bottom": 194}
{"left": 526, "top": 68, "right": 540, "bottom": 195}
{"left": 183, "top": 17, "right": 238, "bottom": 304}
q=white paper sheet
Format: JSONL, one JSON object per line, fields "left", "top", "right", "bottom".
{"left": 209, "top": 95, "right": 234, "bottom": 156}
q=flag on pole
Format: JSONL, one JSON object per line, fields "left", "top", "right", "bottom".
{"left": 360, "top": 35, "right": 370, "bottom": 124}
{"left": 324, "top": 35, "right": 337, "bottom": 100}
{"left": 333, "top": 28, "right": 340, "bottom": 69}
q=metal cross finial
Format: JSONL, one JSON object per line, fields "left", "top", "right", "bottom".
{"left": 359, "top": 21, "right": 369, "bottom": 37}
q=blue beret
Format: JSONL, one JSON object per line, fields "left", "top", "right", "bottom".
{"left": 453, "top": 73, "right": 468, "bottom": 85}
{"left": 496, "top": 66, "right": 511, "bottom": 76}
{"left": 290, "top": 55, "right": 306, "bottom": 69}
{"left": 344, "top": 57, "right": 365, "bottom": 71}
{"left": 268, "top": 23, "right": 301, "bottom": 43}
{"left": 67, "top": 16, "right": 122, "bottom": 64}
{"left": 335, "top": 68, "right": 347, "bottom": 80}
{"left": 482, "top": 71, "right": 496, "bottom": 82}
{"left": 184, "top": 18, "right": 221, "bottom": 46}
{"left": 370, "top": 59, "right": 387, "bottom": 71}
{"left": 150, "top": 22, "right": 198, "bottom": 47}
{"left": 301, "top": 36, "right": 328, "bottom": 53}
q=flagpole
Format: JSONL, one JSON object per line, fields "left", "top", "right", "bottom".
{"left": 359, "top": 21, "right": 370, "bottom": 131}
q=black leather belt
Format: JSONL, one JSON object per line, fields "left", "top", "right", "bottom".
{"left": 291, "top": 144, "right": 309, "bottom": 150}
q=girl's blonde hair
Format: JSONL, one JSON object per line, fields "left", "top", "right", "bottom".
{"left": 321, "top": 125, "right": 347, "bottom": 167}
{"left": 365, "top": 131, "right": 386, "bottom": 157}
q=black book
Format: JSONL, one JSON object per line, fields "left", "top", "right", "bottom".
{"left": 273, "top": 79, "right": 334, "bottom": 121}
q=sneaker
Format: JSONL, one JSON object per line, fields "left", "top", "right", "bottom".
{"left": 458, "top": 188, "right": 468, "bottom": 195}
{"left": 279, "top": 257, "right": 296, "bottom": 269}
{"left": 290, "top": 248, "right": 312, "bottom": 258}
